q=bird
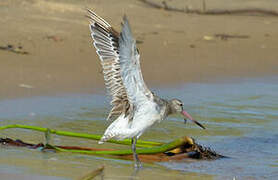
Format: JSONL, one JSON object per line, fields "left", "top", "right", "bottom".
{"left": 87, "top": 9, "right": 205, "bottom": 168}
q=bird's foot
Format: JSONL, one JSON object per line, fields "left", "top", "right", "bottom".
{"left": 134, "top": 161, "right": 142, "bottom": 169}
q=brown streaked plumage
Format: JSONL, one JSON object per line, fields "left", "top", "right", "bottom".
{"left": 87, "top": 9, "right": 132, "bottom": 121}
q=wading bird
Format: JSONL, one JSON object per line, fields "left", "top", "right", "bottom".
{"left": 87, "top": 10, "right": 205, "bottom": 168}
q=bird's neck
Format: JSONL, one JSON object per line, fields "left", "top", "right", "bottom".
{"left": 153, "top": 95, "right": 172, "bottom": 117}
{"left": 165, "top": 102, "right": 173, "bottom": 117}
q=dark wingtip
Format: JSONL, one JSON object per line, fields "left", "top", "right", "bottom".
{"left": 123, "top": 14, "right": 128, "bottom": 21}
{"left": 121, "top": 14, "right": 129, "bottom": 27}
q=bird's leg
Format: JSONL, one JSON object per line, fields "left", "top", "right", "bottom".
{"left": 44, "top": 128, "right": 51, "bottom": 145}
{"left": 131, "top": 137, "right": 142, "bottom": 168}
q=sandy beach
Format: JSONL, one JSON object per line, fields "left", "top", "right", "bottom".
{"left": 0, "top": 0, "right": 278, "bottom": 99}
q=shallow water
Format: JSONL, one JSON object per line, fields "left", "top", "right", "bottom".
{"left": 0, "top": 77, "right": 278, "bottom": 180}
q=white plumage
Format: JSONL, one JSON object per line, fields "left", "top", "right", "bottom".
{"left": 87, "top": 9, "right": 205, "bottom": 168}
{"left": 88, "top": 10, "right": 156, "bottom": 143}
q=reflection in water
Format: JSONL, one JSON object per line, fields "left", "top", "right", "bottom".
{"left": 0, "top": 78, "right": 277, "bottom": 179}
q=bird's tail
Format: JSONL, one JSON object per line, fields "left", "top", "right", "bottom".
{"left": 98, "top": 140, "right": 104, "bottom": 144}
{"left": 98, "top": 135, "right": 110, "bottom": 144}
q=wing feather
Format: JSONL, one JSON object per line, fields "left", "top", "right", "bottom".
{"left": 87, "top": 10, "right": 153, "bottom": 121}
{"left": 88, "top": 9, "right": 128, "bottom": 120}
{"left": 118, "top": 16, "right": 153, "bottom": 105}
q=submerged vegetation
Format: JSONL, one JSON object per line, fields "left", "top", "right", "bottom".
{"left": 0, "top": 124, "right": 223, "bottom": 161}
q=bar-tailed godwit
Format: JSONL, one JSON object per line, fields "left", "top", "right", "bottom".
{"left": 87, "top": 10, "right": 205, "bottom": 168}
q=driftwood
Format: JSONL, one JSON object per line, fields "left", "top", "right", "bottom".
{"left": 77, "top": 166, "right": 104, "bottom": 180}
{"left": 214, "top": 34, "right": 250, "bottom": 40}
{"left": 138, "top": 0, "right": 278, "bottom": 16}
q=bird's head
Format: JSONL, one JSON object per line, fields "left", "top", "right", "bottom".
{"left": 169, "top": 99, "right": 206, "bottom": 129}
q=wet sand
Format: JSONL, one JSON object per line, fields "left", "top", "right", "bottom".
{"left": 0, "top": 0, "right": 278, "bottom": 99}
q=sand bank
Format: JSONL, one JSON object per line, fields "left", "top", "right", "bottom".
{"left": 0, "top": 0, "right": 278, "bottom": 99}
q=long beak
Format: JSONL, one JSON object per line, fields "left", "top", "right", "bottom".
{"left": 182, "top": 110, "right": 206, "bottom": 129}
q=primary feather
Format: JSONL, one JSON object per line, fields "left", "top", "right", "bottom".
{"left": 88, "top": 10, "right": 152, "bottom": 122}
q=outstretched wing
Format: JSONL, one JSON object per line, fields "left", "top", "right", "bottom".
{"left": 119, "top": 16, "right": 153, "bottom": 105}
{"left": 88, "top": 10, "right": 153, "bottom": 121}
{"left": 88, "top": 10, "right": 128, "bottom": 120}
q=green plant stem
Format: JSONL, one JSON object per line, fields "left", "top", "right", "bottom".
{"left": 52, "top": 137, "right": 187, "bottom": 155}
{"left": 0, "top": 124, "right": 162, "bottom": 148}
